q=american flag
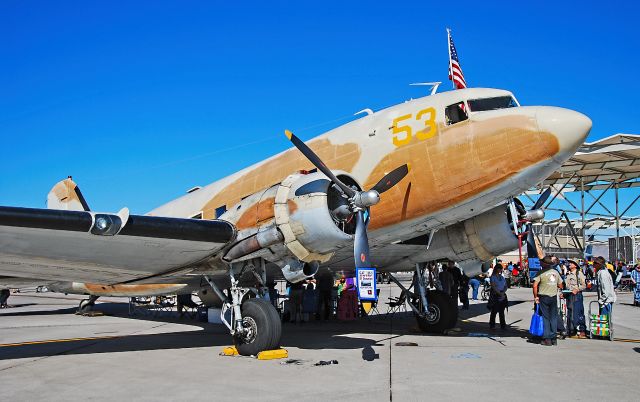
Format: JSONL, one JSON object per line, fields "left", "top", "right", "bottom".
{"left": 448, "top": 29, "right": 467, "bottom": 89}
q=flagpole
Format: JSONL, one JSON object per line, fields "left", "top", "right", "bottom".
{"left": 446, "top": 28, "right": 455, "bottom": 89}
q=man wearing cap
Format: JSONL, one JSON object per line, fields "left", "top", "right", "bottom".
{"left": 565, "top": 260, "right": 587, "bottom": 338}
{"left": 594, "top": 256, "right": 616, "bottom": 315}
{"left": 533, "top": 255, "right": 564, "bottom": 346}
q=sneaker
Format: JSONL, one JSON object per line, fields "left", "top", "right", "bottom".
{"left": 578, "top": 332, "right": 587, "bottom": 339}
{"left": 542, "top": 339, "right": 553, "bottom": 346}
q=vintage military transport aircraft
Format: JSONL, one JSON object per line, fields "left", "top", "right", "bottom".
{"left": 0, "top": 87, "right": 591, "bottom": 355}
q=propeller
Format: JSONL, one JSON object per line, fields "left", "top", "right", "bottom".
{"left": 507, "top": 187, "right": 551, "bottom": 271}
{"left": 354, "top": 210, "right": 371, "bottom": 268}
{"left": 285, "top": 130, "right": 356, "bottom": 198}
{"left": 285, "top": 130, "right": 409, "bottom": 268}
{"left": 509, "top": 187, "right": 551, "bottom": 260}
{"left": 532, "top": 187, "right": 551, "bottom": 210}
{"left": 525, "top": 187, "right": 551, "bottom": 259}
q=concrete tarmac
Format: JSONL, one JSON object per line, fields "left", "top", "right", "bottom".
{"left": 1, "top": 285, "right": 638, "bottom": 402}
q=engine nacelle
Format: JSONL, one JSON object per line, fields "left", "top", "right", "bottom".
{"left": 274, "top": 172, "right": 353, "bottom": 263}
{"left": 418, "top": 204, "right": 519, "bottom": 276}
{"left": 220, "top": 171, "right": 354, "bottom": 266}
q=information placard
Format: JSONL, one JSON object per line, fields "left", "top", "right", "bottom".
{"left": 355, "top": 267, "right": 377, "bottom": 301}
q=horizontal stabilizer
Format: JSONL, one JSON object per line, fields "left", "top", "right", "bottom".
{"left": 47, "top": 177, "right": 90, "bottom": 211}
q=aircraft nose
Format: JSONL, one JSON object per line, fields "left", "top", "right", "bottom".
{"left": 536, "top": 107, "right": 592, "bottom": 162}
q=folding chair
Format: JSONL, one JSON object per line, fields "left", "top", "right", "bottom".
{"left": 368, "top": 288, "right": 382, "bottom": 316}
{"left": 129, "top": 296, "right": 154, "bottom": 316}
{"left": 155, "top": 295, "right": 176, "bottom": 316}
{"left": 177, "top": 293, "right": 200, "bottom": 319}
{"left": 385, "top": 290, "right": 407, "bottom": 316}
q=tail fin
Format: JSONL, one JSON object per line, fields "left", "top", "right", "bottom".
{"left": 47, "top": 176, "right": 90, "bottom": 211}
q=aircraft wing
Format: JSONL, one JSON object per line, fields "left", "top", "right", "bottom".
{"left": 0, "top": 206, "right": 236, "bottom": 285}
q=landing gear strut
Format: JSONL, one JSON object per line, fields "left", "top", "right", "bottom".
{"left": 78, "top": 295, "right": 99, "bottom": 314}
{"left": 387, "top": 263, "right": 457, "bottom": 333}
{"left": 204, "top": 259, "right": 281, "bottom": 356}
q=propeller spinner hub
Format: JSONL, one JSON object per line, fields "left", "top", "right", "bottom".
{"left": 353, "top": 190, "right": 380, "bottom": 209}
{"left": 524, "top": 209, "right": 545, "bottom": 222}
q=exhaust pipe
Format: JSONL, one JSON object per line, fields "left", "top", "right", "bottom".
{"left": 281, "top": 258, "right": 319, "bottom": 283}
{"left": 223, "top": 226, "right": 283, "bottom": 261}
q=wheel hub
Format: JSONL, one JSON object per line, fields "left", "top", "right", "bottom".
{"left": 424, "top": 304, "right": 441, "bottom": 323}
{"left": 238, "top": 316, "right": 258, "bottom": 344}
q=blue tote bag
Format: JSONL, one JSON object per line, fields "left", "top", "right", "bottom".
{"left": 529, "top": 304, "right": 544, "bottom": 337}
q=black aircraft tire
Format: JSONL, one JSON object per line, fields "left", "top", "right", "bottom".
{"left": 264, "top": 298, "right": 282, "bottom": 349}
{"left": 234, "top": 298, "right": 281, "bottom": 356}
{"left": 415, "top": 290, "right": 453, "bottom": 334}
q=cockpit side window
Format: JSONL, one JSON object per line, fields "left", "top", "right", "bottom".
{"left": 467, "top": 96, "right": 518, "bottom": 112}
{"left": 445, "top": 101, "right": 468, "bottom": 125}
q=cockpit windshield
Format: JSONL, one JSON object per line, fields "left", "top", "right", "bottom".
{"left": 467, "top": 96, "right": 518, "bottom": 112}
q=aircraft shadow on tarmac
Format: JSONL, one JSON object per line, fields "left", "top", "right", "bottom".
{"left": 0, "top": 306, "right": 78, "bottom": 316}
{"left": 0, "top": 299, "right": 532, "bottom": 361}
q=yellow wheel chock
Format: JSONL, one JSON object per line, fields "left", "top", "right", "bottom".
{"left": 220, "top": 346, "right": 288, "bottom": 360}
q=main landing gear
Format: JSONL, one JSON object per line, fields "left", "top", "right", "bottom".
{"left": 387, "top": 263, "right": 457, "bottom": 333}
{"left": 204, "top": 260, "right": 281, "bottom": 356}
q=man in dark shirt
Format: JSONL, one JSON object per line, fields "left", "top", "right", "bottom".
{"left": 447, "top": 261, "right": 462, "bottom": 306}
{"left": 459, "top": 272, "right": 470, "bottom": 309}
{"left": 288, "top": 280, "right": 304, "bottom": 323}
{"left": 315, "top": 271, "right": 334, "bottom": 320}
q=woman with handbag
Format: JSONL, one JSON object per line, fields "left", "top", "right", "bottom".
{"left": 488, "top": 264, "right": 508, "bottom": 330}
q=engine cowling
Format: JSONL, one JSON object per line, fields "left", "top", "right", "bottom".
{"left": 273, "top": 172, "right": 353, "bottom": 263}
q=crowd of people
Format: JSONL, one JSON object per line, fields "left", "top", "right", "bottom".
{"left": 273, "top": 274, "right": 358, "bottom": 323}
{"left": 404, "top": 253, "right": 633, "bottom": 345}
{"left": 466, "top": 254, "right": 630, "bottom": 346}
{"left": 266, "top": 252, "right": 639, "bottom": 341}
{"left": 529, "top": 255, "right": 617, "bottom": 345}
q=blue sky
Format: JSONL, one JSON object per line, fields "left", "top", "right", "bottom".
{"left": 1, "top": 1, "right": 638, "bottom": 215}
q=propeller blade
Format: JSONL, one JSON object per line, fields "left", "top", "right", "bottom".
{"left": 285, "top": 130, "right": 356, "bottom": 197}
{"left": 370, "top": 164, "right": 410, "bottom": 195}
{"left": 507, "top": 198, "right": 520, "bottom": 235}
{"left": 526, "top": 223, "right": 546, "bottom": 259}
{"left": 354, "top": 210, "right": 371, "bottom": 268}
{"left": 532, "top": 187, "right": 552, "bottom": 210}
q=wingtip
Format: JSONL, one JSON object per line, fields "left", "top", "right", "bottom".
{"left": 284, "top": 129, "right": 293, "bottom": 140}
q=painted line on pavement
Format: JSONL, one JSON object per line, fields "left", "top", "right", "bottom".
{"left": 0, "top": 335, "right": 119, "bottom": 348}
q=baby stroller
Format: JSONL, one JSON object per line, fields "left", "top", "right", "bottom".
{"left": 588, "top": 301, "right": 613, "bottom": 341}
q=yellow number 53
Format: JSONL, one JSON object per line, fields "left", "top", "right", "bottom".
{"left": 392, "top": 107, "right": 437, "bottom": 147}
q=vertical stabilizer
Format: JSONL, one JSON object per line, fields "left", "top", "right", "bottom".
{"left": 47, "top": 177, "right": 90, "bottom": 211}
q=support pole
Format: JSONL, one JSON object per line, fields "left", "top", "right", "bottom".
{"left": 581, "top": 178, "right": 586, "bottom": 257}
{"left": 584, "top": 182, "right": 615, "bottom": 215}
{"left": 633, "top": 219, "right": 637, "bottom": 263}
{"left": 615, "top": 183, "right": 620, "bottom": 261}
